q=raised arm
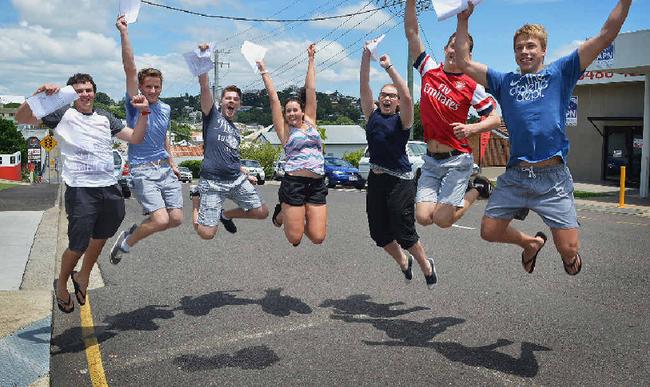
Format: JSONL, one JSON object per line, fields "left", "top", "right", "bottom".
{"left": 303, "top": 43, "right": 317, "bottom": 125}
{"left": 578, "top": 0, "right": 632, "bottom": 71}
{"left": 380, "top": 54, "right": 413, "bottom": 129}
{"left": 452, "top": 108, "right": 501, "bottom": 140}
{"left": 15, "top": 84, "right": 61, "bottom": 125}
{"left": 455, "top": 3, "right": 488, "bottom": 86}
{"left": 359, "top": 48, "right": 375, "bottom": 124}
{"left": 115, "top": 95, "right": 149, "bottom": 144}
{"left": 116, "top": 15, "right": 139, "bottom": 98}
{"left": 257, "top": 60, "right": 288, "bottom": 145}
{"left": 404, "top": 0, "right": 426, "bottom": 63}
{"left": 196, "top": 44, "right": 214, "bottom": 115}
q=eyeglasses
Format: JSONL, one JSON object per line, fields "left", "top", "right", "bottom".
{"left": 379, "top": 92, "right": 399, "bottom": 100}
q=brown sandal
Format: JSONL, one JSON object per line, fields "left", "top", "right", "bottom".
{"left": 563, "top": 254, "right": 582, "bottom": 275}
{"left": 521, "top": 232, "right": 547, "bottom": 274}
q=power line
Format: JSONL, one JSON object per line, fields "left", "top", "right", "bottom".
{"left": 141, "top": 0, "right": 402, "bottom": 22}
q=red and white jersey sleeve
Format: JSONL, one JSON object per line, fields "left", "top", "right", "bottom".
{"left": 413, "top": 51, "right": 495, "bottom": 153}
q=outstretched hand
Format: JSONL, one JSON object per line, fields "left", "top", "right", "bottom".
{"left": 457, "top": 2, "right": 474, "bottom": 20}
{"left": 452, "top": 122, "right": 474, "bottom": 139}
{"left": 130, "top": 94, "right": 150, "bottom": 111}
{"left": 256, "top": 60, "right": 267, "bottom": 74}
{"left": 116, "top": 15, "right": 128, "bottom": 32}
{"left": 307, "top": 43, "right": 316, "bottom": 59}
{"left": 379, "top": 54, "right": 392, "bottom": 70}
{"left": 35, "top": 84, "right": 60, "bottom": 96}
{"left": 198, "top": 43, "right": 210, "bottom": 52}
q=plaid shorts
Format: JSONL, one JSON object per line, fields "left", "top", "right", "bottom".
{"left": 197, "top": 174, "right": 264, "bottom": 227}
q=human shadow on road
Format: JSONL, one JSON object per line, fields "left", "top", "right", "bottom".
{"left": 329, "top": 312, "right": 551, "bottom": 378}
{"left": 174, "top": 345, "right": 280, "bottom": 371}
{"left": 104, "top": 304, "right": 175, "bottom": 331}
{"left": 176, "top": 288, "right": 312, "bottom": 318}
{"left": 319, "top": 294, "right": 430, "bottom": 318}
{"left": 17, "top": 324, "right": 50, "bottom": 344}
{"left": 51, "top": 326, "right": 117, "bottom": 355}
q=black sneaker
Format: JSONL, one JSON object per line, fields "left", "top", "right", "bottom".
{"left": 109, "top": 223, "right": 137, "bottom": 265}
{"left": 424, "top": 257, "right": 438, "bottom": 289}
{"left": 271, "top": 203, "right": 282, "bottom": 227}
{"left": 189, "top": 184, "right": 200, "bottom": 200}
{"left": 220, "top": 211, "right": 237, "bottom": 234}
{"left": 401, "top": 253, "right": 413, "bottom": 282}
{"left": 471, "top": 175, "right": 493, "bottom": 199}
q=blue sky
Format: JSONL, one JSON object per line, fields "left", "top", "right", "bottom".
{"left": 0, "top": 0, "right": 647, "bottom": 102}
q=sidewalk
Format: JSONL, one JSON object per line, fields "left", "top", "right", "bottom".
{"left": 482, "top": 167, "right": 650, "bottom": 218}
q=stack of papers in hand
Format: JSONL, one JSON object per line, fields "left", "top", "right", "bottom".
{"left": 365, "top": 34, "right": 385, "bottom": 61}
{"left": 26, "top": 86, "right": 79, "bottom": 119}
{"left": 183, "top": 43, "right": 216, "bottom": 77}
{"left": 241, "top": 41, "right": 267, "bottom": 74}
{"left": 431, "top": 0, "right": 483, "bottom": 21}
{"left": 119, "top": 0, "right": 141, "bottom": 24}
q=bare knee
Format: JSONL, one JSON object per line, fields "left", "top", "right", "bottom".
{"left": 480, "top": 223, "right": 499, "bottom": 242}
{"left": 556, "top": 240, "right": 579, "bottom": 259}
{"left": 167, "top": 212, "right": 183, "bottom": 228}
{"left": 250, "top": 205, "right": 269, "bottom": 219}
{"left": 432, "top": 215, "right": 453, "bottom": 229}
{"left": 308, "top": 234, "right": 326, "bottom": 245}
{"left": 416, "top": 213, "right": 433, "bottom": 226}
{"left": 197, "top": 226, "right": 217, "bottom": 240}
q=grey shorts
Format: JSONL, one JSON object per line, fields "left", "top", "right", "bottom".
{"left": 197, "top": 174, "right": 264, "bottom": 227}
{"left": 484, "top": 164, "right": 579, "bottom": 229}
{"left": 416, "top": 152, "right": 473, "bottom": 207}
{"left": 129, "top": 161, "right": 183, "bottom": 214}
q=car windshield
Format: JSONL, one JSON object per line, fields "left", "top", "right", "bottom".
{"left": 179, "top": 167, "right": 190, "bottom": 172}
{"left": 407, "top": 143, "right": 427, "bottom": 156}
{"left": 242, "top": 160, "right": 261, "bottom": 168}
{"left": 326, "top": 158, "right": 352, "bottom": 167}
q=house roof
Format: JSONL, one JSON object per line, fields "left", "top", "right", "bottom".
{"left": 259, "top": 124, "right": 367, "bottom": 146}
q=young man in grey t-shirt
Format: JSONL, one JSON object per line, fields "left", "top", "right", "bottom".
{"left": 190, "top": 45, "right": 268, "bottom": 240}
{"left": 16, "top": 73, "right": 150, "bottom": 314}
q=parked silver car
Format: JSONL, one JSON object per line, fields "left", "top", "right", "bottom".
{"left": 178, "top": 166, "right": 193, "bottom": 183}
{"left": 358, "top": 141, "right": 479, "bottom": 181}
{"left": 112, "top": 150, "right": 131, "bottom": 198}
{"left": 241, "top": 159, "right": 265, "bottom": 185}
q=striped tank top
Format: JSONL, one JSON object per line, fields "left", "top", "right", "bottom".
{"left": 283, "top": 122, "right": 324, "bottom": 176}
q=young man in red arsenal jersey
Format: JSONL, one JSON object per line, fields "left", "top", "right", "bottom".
{"left": 405, "top": 0, "right": 500, "bottom": 241}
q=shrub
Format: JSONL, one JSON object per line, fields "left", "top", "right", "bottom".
{"left": 179, "top": 159, "right": 202, "bottom": 177}
{"left": 343, "top": 148, "right": 365, "bottom": 168}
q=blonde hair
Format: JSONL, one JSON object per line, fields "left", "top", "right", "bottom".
{"left": 513, "top": 24, "right": 547, "bottom": 51}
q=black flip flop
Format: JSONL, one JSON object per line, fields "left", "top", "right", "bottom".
{"left": 563, "top": 253, "right": 582, "bottom": 275}
{"left": 521, "top": 231, "right": 547, "bottom": 274}
{"left": 271, "top": 203, "right": 282, "bottom": 227}
{"left": 71, "top": 271, "right": 87, "bottom": 306}
{"left": 53, "top": 279, "right": 74, "bottom": 314}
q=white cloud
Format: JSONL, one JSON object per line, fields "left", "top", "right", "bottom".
{"left": 548, "top": 40, "right": 583, "bottom": 62}
{"left": 310, "top": 2, "right": 396, "bottom": 32}
{"left": 10, "top": 0, "right": 114, "bottom": 33}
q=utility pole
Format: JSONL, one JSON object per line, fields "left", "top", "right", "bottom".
{"left": 407, "top": 50, "right": 414, "bottom": 140}
{"left": 212, "top": 49, "right": 231, "bottom": 101}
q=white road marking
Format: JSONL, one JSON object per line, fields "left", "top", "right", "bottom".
{"left": 451, "top": 224, "right": 476, "bottom": 230}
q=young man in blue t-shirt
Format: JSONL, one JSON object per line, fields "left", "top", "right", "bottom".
{"left": 454, "top": 0, "right": 632, "bottom": 276}
{"left": 110, "top": 15, "right": 184, "bottom": 264}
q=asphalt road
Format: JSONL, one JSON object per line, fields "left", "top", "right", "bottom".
{"left": 50, "top": 183, "right": 650, "bottom": 386}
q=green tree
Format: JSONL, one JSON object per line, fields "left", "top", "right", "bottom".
{"left": 95, "top": 92, "right": 114, "bottom": 106}
{"left": 0, "top": 118, "right": 27, "bottom": 165}
{"left": 179, "top": 159, "right": 202, "bottom": 177}
{"left": 3, "top": 102, "right": 21, "bottom": 108}
{"left": 343, "top": 148, "right": 365, "bottom": 168}
{"left": 412, "top": 101, "right": 424, "bottom": 141}
{"left": 170, "top": 120, "right": 193, "bottom": 142}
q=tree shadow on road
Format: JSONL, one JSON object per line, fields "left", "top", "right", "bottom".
{"left": 174, "top": 345, "right": 280, "bottom": 371}
{"left": 319, "top": 294, "right": 430, "bottom": 318}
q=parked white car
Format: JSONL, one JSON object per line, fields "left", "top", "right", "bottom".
{"left": 241, "top": 159, "right": 265, "bottom": 185}
{"left": 358, "top": 141, "right": 480, "bottom": 181}
{"left": 358, "top": 141, "right": 427, "bottom": 181}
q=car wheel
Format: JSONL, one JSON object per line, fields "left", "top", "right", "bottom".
{"left": 122, "top": 186, "right": 131, "bottom": 199}
{"left": 258, "top": 179, "right": 265, "bottom": 185}
{"left": 415, "top": 168, "right": 422, "bottom": 182}
{"left": 355, "top": 182, "right": 366, "bottom": 190}
{"left": 325, "top": 175, "right": 335, "bottom": 188}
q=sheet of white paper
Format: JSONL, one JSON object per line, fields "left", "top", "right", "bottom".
{"left": 119, "top": 0, "right": 142, "bottom": 24}
{"left": 183, "top": 49, "right": 214, "bottom": 77}
{"left": 26, "top": 86, "right": 79, "bottom": 119}
{"left": 431, "top": 0, "right": 482, "bottom": 21}
{"left": 240, "top": 41, "right": 267, "bottom": 74}
{"left": 365, "top": 34, "right": 385, "bottom": 61}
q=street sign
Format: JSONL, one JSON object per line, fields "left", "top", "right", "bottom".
{"left": 40, "top": 135, "right": 57, "bottom": 152}
{"left": 27, "top": 148, "right": 41, "bottom": 161}
{"left": 27, "top": 136, "right": 40, "bottom": 149}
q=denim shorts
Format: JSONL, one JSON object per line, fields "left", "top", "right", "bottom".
{"left": 416, "top": 152, "right": 473, "bottom": 207}
{"left": 129, "top": 161, "right": 183, "bottom": 214}
{"left": 197, "top": 174, "right": 264, "bottom": 227}
{"left": 484, "top": 164, "right": 579, "bottom": 229}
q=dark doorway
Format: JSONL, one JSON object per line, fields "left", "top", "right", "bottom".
{"left": 603, "top": 125, "right": 643, "bottom": 186}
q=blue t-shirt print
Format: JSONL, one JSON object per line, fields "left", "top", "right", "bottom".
{"left": 487, "top": 50, "right": 583, "bottom": 167}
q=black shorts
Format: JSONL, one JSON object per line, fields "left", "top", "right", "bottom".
{"left": 64, "top": 184, "right": 125, "bottom": 253}
{"left": 366, "top": 171, "right": 418, "bottom": 249}
{"left": 279, "top": 174, "right": 328, "bottom": 206}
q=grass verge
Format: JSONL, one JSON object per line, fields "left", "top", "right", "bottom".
{"left": 0, "top": 183, "right": 18, "bottom": 191}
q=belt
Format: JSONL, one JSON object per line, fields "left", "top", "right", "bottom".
{"left": 426, "top": 149, "right": 463, "bottom": 160}
{"left": 132, "top": 159, "right": 168, "bottom": 168}
{"left": 516, "top": 157, "right": 563, "bottom": 168}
